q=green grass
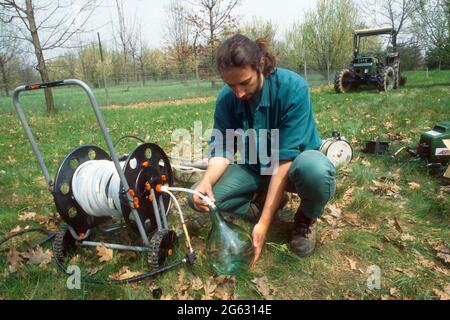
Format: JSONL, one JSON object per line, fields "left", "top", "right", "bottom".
{"left": 0, "top": 79, "right": 223, "bottom": 113}
{"left": 0, "top": 70, "right": 449, "bottom": 300}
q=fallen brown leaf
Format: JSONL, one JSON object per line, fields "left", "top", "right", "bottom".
{"left": 361, "top": 160, "right": 371, "bottom": 167}
{"left": 370, "top": 180, "right": 401, "bottom": 199}
{"left": 321, "top": 214, "right": 337, "bottom": 226}
{"left": 252, "top": 276, "right": 275, "bottom": 300}
{"left": 345, "top": 256, "right": 357, "bottom": 271}
{"left": 414, "top": 251, "right": 436, "bottom": 269}
{"left": 191, "top": 276, "right": 204, "bottom": 291}
{"left": 69, "top": 255, "right": 80, "bottom": 265}
{"left": 86, "top": 267, "right": 102, "bottom": 276}
{"left": 385, "top": 121, "right": 394, "bottom": 130}
{"left": 390, "top": 287, "right": 399, "bottom": 296}
{"left": 319, "top": 229, "right": 332, "bottom": 244}
{"left": 434, "top": 244, "right": 450, "bottom": 266}
{"left": 326, "top": 204, "right": 342, "bottom": 219}
{"left": 9, "top": 225, "right": 30, "bottom": 234}
{"left": 343, "top": 212, "right": 362, "bottom": 226}
{"left": 433, "top": 285, "right": 450, "bottom": 300}
{"left": 175, "top": 270, "right": 191, "bottom": 300}
{"left": 214, "top": 276, "right": 237, "bottom": 300}
{"left": 108, "top": 267, "right": 142, "bottom": 281}
{"left": 330, "top": 228, "right": 341, "bottom": 240}
{"left": 18, "top": 212, "right": 36, "bottom": 221}
{"left": 341, "top": 187, "right": 354, "bottom": 206}
{"left": 96, "top": 246, "right": 113, "bottom": 263}
{"left": 23, "top": 246, "right": 53, "bottom": 268}
{"left": 400, "top": 233, "right": 416, "bottom": 242}
{"left": 408, "top": 182, "right": 421, "bottom": 190}
{"left": 6, "top": 246, "right": 24, "bottom": 273}
{"left": 201, "top": 277, "right": 218, "bottom": 300}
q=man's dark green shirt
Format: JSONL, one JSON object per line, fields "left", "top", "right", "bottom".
{"left": 209, "top": 68, "right": 322, "bottom": 173}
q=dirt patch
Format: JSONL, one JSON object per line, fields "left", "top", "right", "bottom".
{"left": 106, "top": 96, "right": 216, "bottom": 110}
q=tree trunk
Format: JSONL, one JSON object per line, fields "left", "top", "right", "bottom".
{"left": 26, "top": 0, "right": 55, "bottom": 113}
{"left": 0, "top": 58, "right": 10, "bottom": 97}
{"left": 327, "top": 63, "right": 331, "bottom": 85}
{"left": 139, "top": 59, "right": 145, "bottom": 87}
{"left": 304, "top": 61, "right": 307, "bottom": 81}
{"left": 208, "top": 9, "right": 216, "bottom": 88}
{"left": 194, "top": 53, "right": 200, "bottom": 88}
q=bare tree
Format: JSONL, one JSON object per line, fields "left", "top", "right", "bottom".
{"left": 0, "top": 21, "right": 19, "bottom": 96}
{"left": 301, "top": 0, "right": 358, "bottom": 81}
{"left": 185, "top": 0, "right": 240, "bottom": 87}
{"left": 411, "top": 0, "right": 449, "bottom": 69}
{"left": 362, "top": 0, "right": 415, "bottom": 47}
{"left": 0, "top": 0, "right": 99, "bottom": 113}
{"left": 135, "top": 25, "right": 148, "bottom": 87}
{"left": 112, "top": 0, "right": 138, "bottom": 85}
{"left": 164, "top": 1, "right": 193, "bottom": 83}
{"left": 240, "top": 17, "right": 278, "bottom": 44}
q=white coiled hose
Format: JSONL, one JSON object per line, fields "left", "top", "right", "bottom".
{"left": 72, "top": 160, "right": 125, "bottom": 218}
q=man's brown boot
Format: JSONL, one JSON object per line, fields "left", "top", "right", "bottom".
{"left": 289, "top": 209, "right": 317, "bottom": 257}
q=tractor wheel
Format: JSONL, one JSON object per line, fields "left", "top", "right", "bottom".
{"left": 334, "top": 69, "right": 354, "bottom": 93}
{"left": 378, "top": 67, "right": 395, "bottom": 92}
{"left": 393, "top": 66, "right": 400, "bottom": 89}
{"left": 147, "top": 230, "right": 178, "bottom": 270}
{"left": 400, "top": 76, "right": 407, "bottom": 86}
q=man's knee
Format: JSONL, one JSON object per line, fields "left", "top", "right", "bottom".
{"left": 288, "top": 150, "right": 336, "bottom": 199}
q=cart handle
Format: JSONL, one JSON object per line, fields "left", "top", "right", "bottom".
{"left": 24, "top": 80, "right": 65, "bottom": 91}
{"left": 12, "top": 79, "right": 131, "bottom": 194}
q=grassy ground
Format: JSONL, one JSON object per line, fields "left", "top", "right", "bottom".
{"left": 0, "top": 70, "right": 449, "bottom": 300}
{"left": 0, "top": 79, "right": 223, "bottom": 113}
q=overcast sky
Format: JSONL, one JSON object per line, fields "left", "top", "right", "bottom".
{"left": 89, "top": 0, "right": 320, "bottom": 49}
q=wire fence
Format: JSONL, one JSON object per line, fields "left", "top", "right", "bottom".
{"left": 0, "top": 64, "right": 448, "bottom": 103}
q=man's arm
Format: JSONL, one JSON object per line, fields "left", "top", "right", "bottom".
{"left": 203, "top": 157, "right": 230, "bottom": 186}
{"left": 251, "top": 160, "right": 292, "bottom": 267}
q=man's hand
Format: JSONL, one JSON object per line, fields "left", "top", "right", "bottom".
{"left": 250, "top": 222, "right": 269, "bottom": 269}
{"left": 193, "top": 180, "right": 215, "bottom": 213}
{"left": 249, "top": 161, "right": 292, "bottom": 269}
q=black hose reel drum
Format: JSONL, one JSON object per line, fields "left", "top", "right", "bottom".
{"left": 53, "top": 142, "right": 178, "bottom": 269}
{"left": 54, "top": 143, "right": 173, "bottom": 233}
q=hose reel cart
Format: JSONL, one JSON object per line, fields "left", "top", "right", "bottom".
{"left": 12, "top": 79, "right": 196, "bottom": 280}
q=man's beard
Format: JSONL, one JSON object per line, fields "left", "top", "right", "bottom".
{"left": 241, "top": 72, "right": 263, "bottom": 101}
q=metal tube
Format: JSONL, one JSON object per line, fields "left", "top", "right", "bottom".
{"left": 68, "top": 226, "right": 92, "bottom": 241}
{"left": 159, "top": 195, "right": 168, "bottom": 229}
{"left": 80, "top": 241, "right": 150, "bottom": 252}
{"left": 12, "top": 86, "right": 53, "bottom": 188}
{"left": 150, "top": 189, "right": 163, "bottom": 231}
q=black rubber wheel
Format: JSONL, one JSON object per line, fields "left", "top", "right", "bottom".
{"left": 400, "top": 76, "right": 407, "bottom": 86}
{"left": 53, "top": 224, "right": 79, "bottom": 263}
{"left": 334, "top": 69, "right": 354, "bottom": 93}
{"left": 393, "top": 65, "right": 400, "bottom": 89}
{"left": 147, "top": 230, "right": 178, "bottom": 270}
{"left": 378, "top": 66, "right": 395, "bottom": 92}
